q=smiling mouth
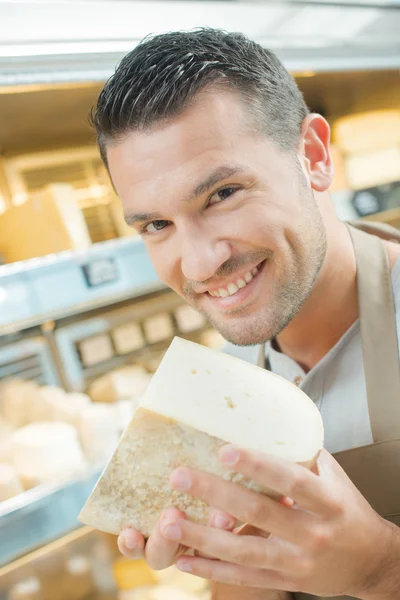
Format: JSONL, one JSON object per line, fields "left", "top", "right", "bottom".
{"left": 207, "top": 260, "right": 265, "bottom": 298}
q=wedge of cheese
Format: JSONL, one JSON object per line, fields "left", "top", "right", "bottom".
{"left": 79, "top": 337, "right": 323, "bottom": 536}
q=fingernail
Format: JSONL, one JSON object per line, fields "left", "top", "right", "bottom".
{"left": 213, "top": 513, "right": 232, "bottom": 529}
{"left": 163, "top": 523, "right": 182, "bottom": 541}
{"left": 121, "top": 533, "right": 136, "bottom": 550}
{"left": 220, "top": 445, "right": 240, "bottom": 466}
{"left": 177, "top": 560, "right": 192, "bottom": 573}
{"left": 171, "top": 468, "right": 191, "bottom": 491}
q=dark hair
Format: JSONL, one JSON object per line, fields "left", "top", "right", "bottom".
{"left": 91, "top": 28, "right": 309, "bottom": 166}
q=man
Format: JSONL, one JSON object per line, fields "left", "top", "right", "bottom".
{"left": 90, "top": 29, "right": 400, "bottom": 599}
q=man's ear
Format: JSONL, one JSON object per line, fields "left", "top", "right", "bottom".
{"left": 298, "top": 114, "right": 334, "bottom": 193}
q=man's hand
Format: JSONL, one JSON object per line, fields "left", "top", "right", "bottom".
{"left": 118, "top": 506, "right": 237, "bottom": 570}
{"left": 156, "top": 447, "right": 399, "bottom": 599}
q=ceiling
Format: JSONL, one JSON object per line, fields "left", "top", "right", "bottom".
{"left": 0, "top": 0, "right": 398, "bottom": 154}
{"left": 0, "top": 0, "right": 399, "bottom": 87}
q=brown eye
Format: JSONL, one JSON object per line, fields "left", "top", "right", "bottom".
{"left": 210, "top": 186, "right": 239, "bottom": 205}
{"left": 144, "top": 220, "right": 170, "bottom": 234}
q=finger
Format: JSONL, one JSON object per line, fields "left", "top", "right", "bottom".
{"left": 194, "top": 510, "right": 237, "bottom": 559}
{"left": 145, "top": 507, "right": 188, "bottom": 570}
{"left": 117, "top": 528, "right": 145, "bottom": 559}
{"left": 160, "top": 518, "right": 298, "bottom": 572}
{"left": 208, "top": 510, "right": 237, "bottom": 531}
{"left": 219, "top": 445, "right": 336, "bottom": 514}
{"left": 175, "top": 556, "right": 295, "bottom": 591}
{"left": 170, "top": 468, "right": 309, "bottom": 542}
{"left": 280, "top": 496, "right": 295, "bottom": 508}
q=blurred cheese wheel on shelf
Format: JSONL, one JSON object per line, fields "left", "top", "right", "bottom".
{"left": 174, "top": 305, "right": 206, "bottom": 333}
{"left": 77, "top": 403, "right": 120, "bottom": 465}
{"left": 0, "top": 464, "right": 24, "bottom": 501}
{"left": 113, "top": 399, "right": 135, "bottom": 433}
{"left": 0, "top": 417, "right": 14, "bottom": 463}
{"left": 143, "top": 313, "right": 174, "bottom": 344}
{"left": 0, "top": 379, "right": 39, "bottom": 428}
{"left": 53, "top": 392, "right": 92, "bottom": 425}
{"left": 28, "top": 386, "right": 67, "bottom": 422}
{"left": 88, "top": 367, "right": 151, "bottom": 404}
{"left": 11, "top": 422, "right": 87, "bottom": 487}
{"left": 77, "top": 404, "right": 120, "bottom": 466}
{"left": 112, "top": 323, "right": 145, "bottom": 354}
{"left": 199, "top": 329, "right": 225, "bottom": 349}
{"left": 79, "top": 334, "right": 114, "bottom": 367}
{"left": 29, "top": 387, "right": 91, "bottom": 425}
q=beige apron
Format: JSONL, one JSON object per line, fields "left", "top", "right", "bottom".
{"left": 260, "top": 224, "right": 400, "bottom": 600}
{"left": 213, "top": 223, "right": 400, "bottom": 600}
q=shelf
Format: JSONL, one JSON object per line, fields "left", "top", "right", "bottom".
{"left": 0, "top": 236, "right": 165, "bottom": 335}
{"left": 0, "top": 468, "right": 101, "bottom": 566}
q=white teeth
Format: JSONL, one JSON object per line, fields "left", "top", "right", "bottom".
{"left": 209, "top": 265, "right": 261, "bottom": 298}
{"left": 227, "top": 283, "right": 239, "bottom": 295}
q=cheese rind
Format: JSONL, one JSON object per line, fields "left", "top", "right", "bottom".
{"left": 79, "top": 338, "right": 323, "bottom": 536}
{"left": 80, "top": 408, "right": 261, "bottom": 535}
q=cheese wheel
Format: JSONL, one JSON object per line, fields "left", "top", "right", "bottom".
{"left": 174, "top": 305, "right": 206, "bottom": 333}
{"left": 77, "top": 404, "right": 120, "bottom": 466}
{"left": 113, "top": 399, "right": 136, "bottom": 433}
{"left": 11, "top": 422, "right": 87, "bottom": 487}
{"left": 113, "top": 323, "right": 145, "bottom": 354}
{"left": 0, "top": 379, "right": 39, "bottom": 427}
{"left": 0, "top": 417, "right": 14, "bottom": 463}
{"left": 28, "top": 386, "right": 68, "bottom": 422}
{"left": 79, "top": 338, "right": 324, "bottom": 536}
{"left": 88, "top": 367, "right": 151, "bottom": 404}
{"left": 0, "top": 464, "right": 24, "bottom": 501}
{"left": 52, "top": 392, "right": 91, "bottom": 425}
{"left": 79, "top": 334, "right": 114, "bottom": 367}
{"left": 143, "top": 313, "right": 174, "bottom": 344}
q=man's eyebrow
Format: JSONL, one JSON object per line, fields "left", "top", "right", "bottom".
{"left": 124, "top": 165, "right": 244, "bottom": 226}
{"left": 124, "top": 211, "right": 163, "bottom": 226}
{"left": 189, "top": 165, "right": 245, "bottom": 201}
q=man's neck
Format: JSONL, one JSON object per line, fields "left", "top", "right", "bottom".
{"left": 275, "top": 221, "right": 359, "bottom": 373}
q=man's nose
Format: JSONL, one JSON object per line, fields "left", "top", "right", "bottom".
{"left": 180, "top": 228, "right": 231, "bottom": 283}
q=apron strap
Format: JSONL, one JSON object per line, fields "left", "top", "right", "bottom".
{"left": 257, "top": 225, "right": 400, "bottom": 442}
{"left": 348, "top": 225, "right": 400, "bottom": 442}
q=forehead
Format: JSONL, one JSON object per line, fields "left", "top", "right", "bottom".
{"left": 106, "top": 90, "right": 265, "bottom": 198}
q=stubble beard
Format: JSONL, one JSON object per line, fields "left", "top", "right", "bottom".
{"left": 189, "top": 189, "right": 327, "bottom": 347}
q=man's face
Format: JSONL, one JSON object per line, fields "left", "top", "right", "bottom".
{"left": 107, "top": 90, "right": 327, "bottom": 346}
